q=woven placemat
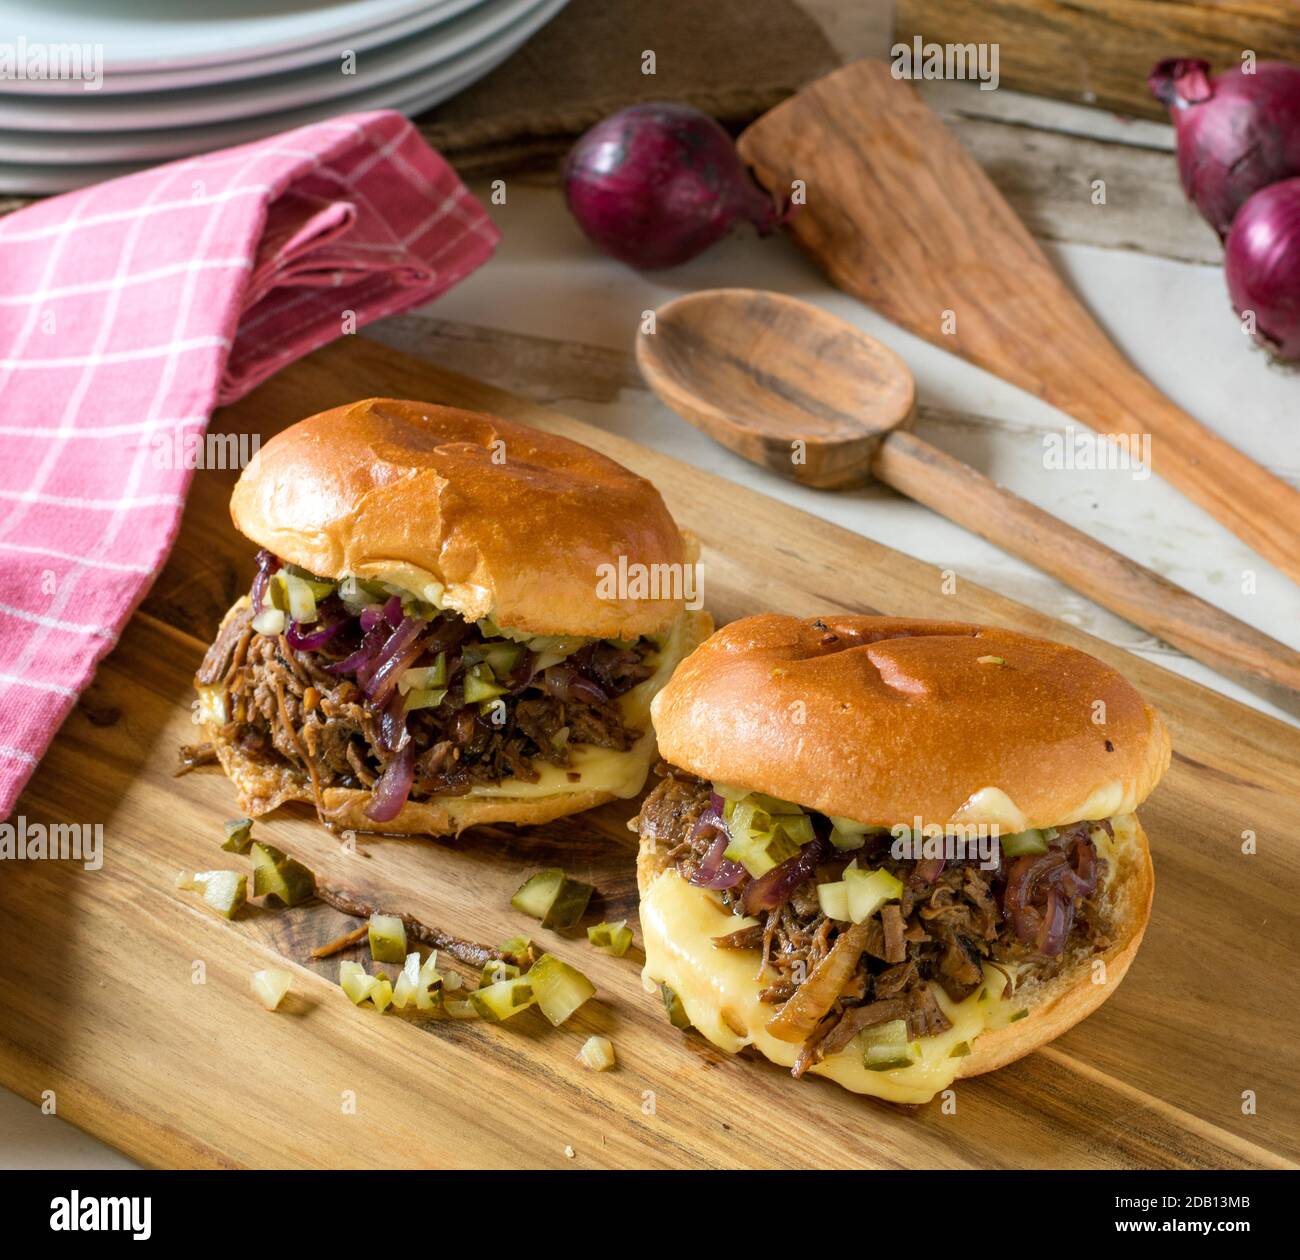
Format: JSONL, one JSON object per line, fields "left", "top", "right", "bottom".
{"left": 416, "top": 0, "right": 838, "bottom": 175}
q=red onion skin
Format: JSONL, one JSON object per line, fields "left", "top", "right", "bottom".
{"left": 1150, "top": 58, "right": 1300, "bottom": 238}
{"left": 563, "top": 102, "right": 781, "bottom": 270}
{"left": 1225, "top": 176, "right": 1300, "bottom": 361}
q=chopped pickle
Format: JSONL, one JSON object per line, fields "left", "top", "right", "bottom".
{"left": 661, "top": 983, "right": 691, "bottom": 1029}
{"left": 828, "top": 826, "right": 868, "bottom": 851}
{"left": 276, "top": 571, "right": 321, "bottom": 623}
{"left": 577, "top": 1035, "right": 616, "bottom": 1071}
{"left": 500, "top": 934, "right": 532, "bottom": 957}
{"left": 249, "top": 841, "right": 315, "bottom": 906}
{"left": 845, "top": 866, "right": 904, "bottom": 923}
{"left": 251, "top": 607, "right": 286, "bottom": 636}
{"left": 511, "top": 868, "right": 594, "bottom": 930}
{"left": 200, "top": 870, "right": 246, "bottom": 919}
{"left": 722, "top": 789, "right": 802, "bottom": 815}
{"left": 399, "top": 655, "right": 448, "bottom": 692}
{"left": 282, "top": 565, "right": 335, "bottom": 601}
{"left": 827, "top": 815, "right": 887, "bottom": 851}
{"left": 482, "top": 960, "right": 522, "bottom": 986}
{"left": 370, "top": 977, "right": 394, "bottom": 1013}
{"left": 418, "top": 951, "right": 443, "bottom": 990}
{"left": 442, "top": 971, "right": 463, "bottom": 992}
{"left": 221, "top": 818, "right": 254, "bottom": 853}
{"left": 480, "top": 641, "right": 524, "bottom": 677}
{"left": 816, "top": 881, "right": 851, "bottom": 922}
{"left": 443, "top": 996, "right": 480, "bottom": 1019}
{"left": 462, "top": 663, "right": 506, "bottom": 703}
{"left": 250, "top": 968, "right": 292, "bottom": 1011}
{"left": 402, "top": 686, "right": 447, "bottom": 713}
{"left": 250, "top": 839, "right": 286, "bottom": 868}
{"left": 175, "top": 870, "right": 199, "bottom": 891}
{"left": 949, "top": 1040, "right": 972, "bottom": 1058}
{"left": 859, "top": 1018, "right": 919, "bottom": 1071}
{"left": 1009, "top": 1008, "right": 1029, "bottom": 1022}
{"left": 392, "top": 970, "right": 417, "bottom": 1010}
{"left": 1000, "top": 828, "right": 1051, "bottom": 857}
{"left": 587, "top": 920, "right": 633, "bottom": 956}
{"left": 724, "top": 823, "right": 800, "bottom": 878}
{"left": 368, "top": 913, "right": 408, "bottom": 964}
{"left": 528, "top": 954, "right": 595, "bottom": 1026}
{"left": 469, "top": 975, "right": 536, "bottom": 1020}
{"left": 339, "top": 961, "right": 379, "bottom": 1005}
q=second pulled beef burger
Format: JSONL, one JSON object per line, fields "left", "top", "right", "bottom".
{"left": 195, "top": 398, "right": 711, "bottom": 834}
{"left": 636, "top": 614, "right": 1169, "bottom": 1104}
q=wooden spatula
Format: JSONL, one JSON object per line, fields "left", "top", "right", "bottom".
{"left": 737, "top": 59, "right": 1300, "bottom": 585}
{"left": 637, "top": 288, "right": 1300, "bottom": 711}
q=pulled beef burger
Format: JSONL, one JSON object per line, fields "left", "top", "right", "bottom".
{"left": 194, "top": 398, "right": 711, "bottom": 835}
{"left": 636, "top": 614, "right": 1169, "bottom": 1104}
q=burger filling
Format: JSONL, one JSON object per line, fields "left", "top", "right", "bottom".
{"left": 195, "top": 552, "right": 663, "bottom": 822}
{"left": 638, "top": 763, "right": 1116, "bottom": 1077}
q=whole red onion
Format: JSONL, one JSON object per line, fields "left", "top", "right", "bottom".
{"left": 1225, "top": 176, "right": 1300, "bottom": 361}
{"left": 563, "top": 102, "right": 782, "bottom": 270}
{"left": 1149, "top": 58, "right": 1300, "bottom": 238}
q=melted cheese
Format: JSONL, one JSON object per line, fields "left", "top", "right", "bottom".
{"left": 948, "top": 786, "right": 1028, "bottom": 832}
{"left": 642, "top": 814, "right": 1141, "bottom": 1102}
{"left": 641, "top": 869, "right": 1002, "bottom": 1104}
{"left": 465, "top": 611, "right": 705, "bottom": 801}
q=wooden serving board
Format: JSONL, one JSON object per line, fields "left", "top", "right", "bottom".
{"left": 3, "top": 335, "right": 1297, "bottom": 1170}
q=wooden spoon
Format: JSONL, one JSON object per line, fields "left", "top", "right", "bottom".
{"left": 736, "top": 60, "right": 1300, "bottom": 585}
{"left": 637, "top": 287, "right": 1300, "bottom": 710}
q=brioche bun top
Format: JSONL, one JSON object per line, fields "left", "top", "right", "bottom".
{"left": 650, "top": 614, "right": 1170, "bottom": 830}
{"left": 230, "top": 398, "right": 689, "bottom": 638}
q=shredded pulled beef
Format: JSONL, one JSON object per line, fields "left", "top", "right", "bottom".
{"left": 640, "top": 765, "right": 1114, "bottom": 1073}
{"left": 196, "top": 565, "right": 655, "bottom": 814}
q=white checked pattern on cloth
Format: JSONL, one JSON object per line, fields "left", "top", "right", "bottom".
{"left": 0, "top": 111, "right": 500, "bottom": 815}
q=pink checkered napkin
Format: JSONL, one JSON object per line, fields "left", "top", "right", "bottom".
{"left": 0, "top": 111, "right": 500, "bottom": 818}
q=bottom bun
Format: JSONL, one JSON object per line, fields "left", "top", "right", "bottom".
{"left": 201, "top": 729, "right": 624, "bottom": 835}
{"left": 637, "top": 815, "right": 1154, "bottom": 1105}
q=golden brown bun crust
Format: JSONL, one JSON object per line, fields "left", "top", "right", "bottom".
{"left": 230, "top": 398, "right": 688, "bottom": 639}
{"left": 651, "top": 615, "right": 1171, "bottom": 830}
{"left": 634, "top": 815, "right": 1155, "bottom": 1084}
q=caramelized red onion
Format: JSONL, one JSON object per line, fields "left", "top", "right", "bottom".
{"left": 328, "top": 622, "right": 387, "bottom": 677}
{"left": 285, "top": 615, "right": 346, "bottom": 652}
{"left": 250, "top": 549, "right": 278, "bottom": 611}
{"left": 1001, "top": 834, "right": 1099, "bottom": 957}
{"left": 542, "top": 664, "right": 609, "bottom": 706}
{"left": 362, "top": 618, "right": 425, "bottom": 706}
{"left": 742, "top": 838, "right": 827, "bottom": 916}
{"left": 688, "top": 803, "right": 744, "bottom": 890}
{"left": 365, "top": 740, "right": 415, "bottom": 821}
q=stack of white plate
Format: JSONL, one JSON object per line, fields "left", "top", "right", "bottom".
{"left": 0, "top": 0, "right": 568, "bottom": 193}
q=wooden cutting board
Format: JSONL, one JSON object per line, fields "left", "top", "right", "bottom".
{"left": 3, "top": 334, "right": 1297, "bottom": 1170}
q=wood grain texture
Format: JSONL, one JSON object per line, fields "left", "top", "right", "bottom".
{"left": 639, "top": 287, "right": 1300, "bottom": 710}
{"left": 737, "top": 60, "right": 1300, "bottom": 583}
{"left": 3, "top": 335, "right": 1298, "bottom": 1170}
{"left": 896, "top": 0, "right": 1300, "bottom": 121}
